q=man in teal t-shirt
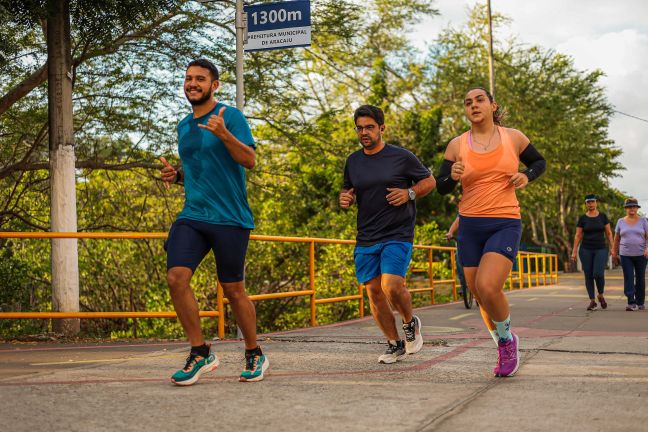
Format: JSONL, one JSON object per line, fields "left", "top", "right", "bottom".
{"left": 160, "top": 59, "right": 268, "bottom": 385}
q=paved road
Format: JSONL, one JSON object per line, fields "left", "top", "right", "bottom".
{"left": 1, "top": 269, "right": 647, "bottom": 432}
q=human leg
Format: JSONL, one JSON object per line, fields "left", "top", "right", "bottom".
{"left": 633, "top": 256, "right": 646, "bottom": 307}
{"left": 208, "top": 224, "right": 268, "bottom": 381}
{"left": 592, "top": 248, "right": 608, "bottom": 308}
{"left": 378, "top": 242, "right": 423, "bottom": 354}
{"left": 165, "top": 220, "right": 217, "bottom": 385}
{"left": 365, "top": 276, "right": 407, "bottom": 363}
{"left": 165, "top": 220, "right": 211, "bottom": 347}
{"left": 463, "top": 266, "right": 498, "bottom": 344}
{"left": 365, "top": 276, "right": 400, "bottom": 341}
{"left": 620, "top": 255, "right": 637, "bottom": 307}
{"left": 167, "top": 267, "right": 205, "bottom": 346}
{"left": 578, "top": 247, "right": 596, "bottom": 300}
{"left": 457, "top": 217, "right": 498, "bottom": 343}
{"left": 592, "top": 248, "right": 607, "bottom": 295}
{"left": 474, "top": 252, "right": 513, "bottom": 324}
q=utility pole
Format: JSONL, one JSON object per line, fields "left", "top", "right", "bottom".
{"left": 486, "top": 0, "right": 496, "bottom": 98}
{"left": 235, "top": 0, "right": 245, "bottom": 110}
{"left": 47, "top": 0, "right": 79, "bottom": 335}
{"left": 197, "top": 0, "right": 245, "bottom": 110}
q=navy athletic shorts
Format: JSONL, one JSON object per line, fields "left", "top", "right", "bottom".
{"left": 164, "top": 218, "right": 250, "bottom": 283}
{"left": 457, "top": 216, "right": 522, "bottom": 267}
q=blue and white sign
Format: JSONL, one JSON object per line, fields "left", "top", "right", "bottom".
{"left": 244, "top": 0, "right": 311, "bottom": 52}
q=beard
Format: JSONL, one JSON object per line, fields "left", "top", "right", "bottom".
{"left": 184, "top": 86, "right": 212, "bottom": 106}
{"left": 360, "top": 136, "right": 380, "bottom": 150}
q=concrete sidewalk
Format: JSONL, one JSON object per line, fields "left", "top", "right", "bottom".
{"left": 1, "top": 269, "right": 647, "bottom": 432}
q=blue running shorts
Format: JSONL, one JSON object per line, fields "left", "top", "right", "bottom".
{"left": 354, "top": 241, "right": 413, "bottom": 284}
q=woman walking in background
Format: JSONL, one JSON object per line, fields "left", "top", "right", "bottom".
{"left": 571, "top": 194, "right": 613, "bottom": 311}
{"left": 612, "top": 198, "right": 648, "bottom": 311}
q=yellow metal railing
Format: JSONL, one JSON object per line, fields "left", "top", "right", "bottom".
{"left": 0, "top": 232, "right": 558, "bottom": 338}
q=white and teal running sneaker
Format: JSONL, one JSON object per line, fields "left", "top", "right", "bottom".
{"left": 239, "top": 351, "right": 269, "bottom": 382}
{"left": 171, "top": 351, "right": 219, "bottom": 386}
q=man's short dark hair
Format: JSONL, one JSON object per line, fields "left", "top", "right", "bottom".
{"left": 354, "top": 105, "right": 384, "bottom": 126}
{"left": 187, "top": 59, "right": 219, "bottom": 80}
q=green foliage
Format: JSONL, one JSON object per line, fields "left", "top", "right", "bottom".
{"left": 0, "top": 1, "right": 626, "bottom": 338}
{"left": 426, "top": 5, "right": 624, "bottom": 266}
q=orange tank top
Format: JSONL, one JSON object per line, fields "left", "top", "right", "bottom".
{"left": 458, "top": 126, "right": 521, "bottom": 219}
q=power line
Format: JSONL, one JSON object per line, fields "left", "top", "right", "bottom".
{"left": 613, "top": 110, "right": 648, "bottom": 124}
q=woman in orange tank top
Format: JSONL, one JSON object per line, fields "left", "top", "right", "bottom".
{"left": 436, "top": 87, "right": 546, "bottom": 377}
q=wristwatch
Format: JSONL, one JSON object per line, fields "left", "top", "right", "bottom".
{"left": 408, "top": 188, "right": 416, "bottom": 201}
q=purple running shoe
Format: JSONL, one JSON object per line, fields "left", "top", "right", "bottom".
{"left": 493, "top": 333, "right": 520, "bottom": 377}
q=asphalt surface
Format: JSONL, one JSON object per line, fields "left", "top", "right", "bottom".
{"left": 1, "top": 269, "right": 647, "bottom": 432}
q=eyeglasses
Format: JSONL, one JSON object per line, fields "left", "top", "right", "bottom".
{"left": 355, "top": 125, "right": 377, "bottom": 133}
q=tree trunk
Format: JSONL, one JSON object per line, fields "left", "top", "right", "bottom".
{"left": 48, "top": 0, "right": 79, "bottom": 335}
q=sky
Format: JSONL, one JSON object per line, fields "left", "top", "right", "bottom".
{"left": 410, "top": 0, "right": 648, "bottom": 209}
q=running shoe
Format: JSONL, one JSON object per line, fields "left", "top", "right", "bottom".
{"left": 597, "top": 295, "right": 607, "bottom": 310}
{"left": 493, "top": 333, "right": 520, "bottom": 377}
{"left": 378, "top": 340, "right": 406, "bottom": 364}
{"left": 586, "top": 300, "right": 598, "bottom": 311}
{"left": 171, "top": 351, "right": 219, "bottom": 386}
{"left": 403, "top": 315, "right": 423, "bottom": 354}
{"left": 239, "top": 351, "right": 269, "bottom": 382}
{"left": 638, "top": 305, "right": 646, "bottom": 310}
{"left": 626, "top": 304, "right": 638, "bottom": 311}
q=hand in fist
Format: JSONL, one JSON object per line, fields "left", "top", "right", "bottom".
{"left": 340, "top": 188, "right": 355, "bottom": 209}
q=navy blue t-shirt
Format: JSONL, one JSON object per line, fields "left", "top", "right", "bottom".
{"left": 343, "top": 144, "right": 431, "bottom": 246}
{"left": 577, "top": 212, "right": 609, "bottom": 250}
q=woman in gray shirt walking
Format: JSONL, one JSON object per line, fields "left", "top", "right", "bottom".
{"left": 611, "top": 198, "right": 648, "bottom": 310}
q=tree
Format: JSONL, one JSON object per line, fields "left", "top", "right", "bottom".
{"left": 0, "top": 0, "right": 444, "bottom": 337}
{"left": 1, "top": 0, "right": 188, "bottom": 334}
{"left": 426, "top": 6, "right": 624, "bottom": 268}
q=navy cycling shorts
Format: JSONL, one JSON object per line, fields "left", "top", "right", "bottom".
{"left": 164, "top": 218, "right": 250, "bottom": 283}
{"left": 457, "top": 216, "right": 522, "bottom": 267}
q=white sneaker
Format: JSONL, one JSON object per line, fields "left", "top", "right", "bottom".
{"left": 378, "top": 341, "right": 406, "bottom": 364}
{"left": 403, "top": 315, "right": 423, "bottom": 354}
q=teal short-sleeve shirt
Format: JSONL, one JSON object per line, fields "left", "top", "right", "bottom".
{"left": 176, "top": 102, "right": 255, "bottom": 229}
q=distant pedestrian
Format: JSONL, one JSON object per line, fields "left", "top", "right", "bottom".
{"left": 571, "top": 194, "right": 614, "bottom": 311}
{"left": 611, "top": 198, "right": 648, "bottom": 311}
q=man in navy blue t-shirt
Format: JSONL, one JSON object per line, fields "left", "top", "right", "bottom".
{"left": 340, "top": 105, "right": 436, "bottom": 364}
{"left": 159, "top": 59, "right": 267, "bottom": 384}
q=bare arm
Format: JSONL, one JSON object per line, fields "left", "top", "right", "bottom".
{"left": 571, "top": 227, "right": 583, "bottom": 261}
{"left": 611, "top": 231, "right": 621, "bottom": 261}
{"left": 443, "top": 137, "right": 460, "bottom": 162}
{"left": 604, "top": 223, "right": 614, "bottom": 249}
{"left": 219, "top": 127, "right": 256, "bottom": 169}
{"left": 411, "top": 175, "right": 436, "bottom": 198}
{"left": 445, "top": 216, "right": 460, "bottom": 240}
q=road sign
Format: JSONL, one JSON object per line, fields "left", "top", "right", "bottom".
{"left": 244, "top": 0, "right": 311, "bottom": 52}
